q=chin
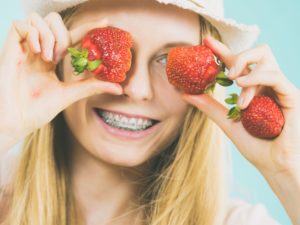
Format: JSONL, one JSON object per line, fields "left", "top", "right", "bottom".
{"left": 88, "top": 139, "right": 161, "bottom": 168}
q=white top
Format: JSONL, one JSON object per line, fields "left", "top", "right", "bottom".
{"left": 0, "top": 150, "right": 282, "bottom": 224}
{"left": 225, "top": 198, "right": 281, "bottom": 225}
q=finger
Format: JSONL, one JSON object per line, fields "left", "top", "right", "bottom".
{"left": 203, "top": 35, "right": 235, "bottom": 68}
{"left": 236, "top": 70, "right": 299, "bottom": 108}
{"left": 182, "top": 93, "right": 277, "bottom": 167}
{"left": 182, "top": 93, "right": 239, "bottom": 139}
{"left": 228, "top": 66, "right": 252, "bottom": 81}
{"left": 44, "top": 12, "right": 71, "bottom": 64}
{"left": 236, "top": 70, "right": 290, "bottom": 94}
{"left": 11, "top": 21, "right": 41, "bottom": 54}
{"left": 181, "top": 93, "right": 265, "bottom": 152}
{"left": 27, "top": 25, "right": 41, "bottom": 53}
{"left": 62, "top": 77, "right": 123, "bottom": 107}
{"left": 28, "top": 12, "right": 55, "bottom": 62}
{"left": 236, "top": 86, "right": 258, "bottom": 109}
{"left": 228, "top": 44, "right": 280, "bottom": 80}
{"left": 69, "top": 18, "right": 108, "bottom": 46}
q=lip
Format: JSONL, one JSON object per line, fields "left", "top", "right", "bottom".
{"left": 92, "top": 109, "right": 161, "bottom": 140}
{"left": 94, "top": 107, "right": 160, "bottom": 122}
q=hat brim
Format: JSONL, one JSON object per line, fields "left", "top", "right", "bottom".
{"left": 157, "top": 0, "right": 260, "bottom": 53}
{"left": 22, "top": 0, "right": 260, "bottom": 53}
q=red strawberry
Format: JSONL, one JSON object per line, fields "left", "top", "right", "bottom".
{"left": 226, "top": 94, "right": 285, "bottom": 139}
{"left": 166, "top": 45, "right": 232, "bottom": 94}
{"left": 67, "top": 26, "right": 133, "bottom": 83}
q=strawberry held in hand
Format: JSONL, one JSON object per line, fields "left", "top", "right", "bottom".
{"left": 68, "top": 26, "right": 133, "bottom": 83}
{"left": 166, "top": 45, "right": 232, "bottom": 94}
{"left": 226, "top": 94, "right": 285, "bottom": 139}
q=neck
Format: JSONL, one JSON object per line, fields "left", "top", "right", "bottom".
{"left": 69, "top": 137, "right": 146, "bottom": 225}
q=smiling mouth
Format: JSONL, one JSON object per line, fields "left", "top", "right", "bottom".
{"left": 94, "top": 108, "right": 160, "bottom": 131}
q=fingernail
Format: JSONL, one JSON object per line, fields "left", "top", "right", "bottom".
{"left": 34, "top": 43, "right": 41, "bottom": 53}
{"left": 116, "top": 89, "right": 123, "bottom": 95}
{"left": 237, "top": 95, "right": 244, "bottom": 107}
{"left": 47, "top": 50, "right": 53, "bottom": 61}
{"left": 228, "top": 67, "right": 235, "bottom": 79}
{"left": 112, "top": 85, "right": 123, "bottom": 95}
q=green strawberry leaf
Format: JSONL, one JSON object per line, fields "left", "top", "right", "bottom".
{"left": 216, "top": 78, "right": 233, "bottom": 87}
{"left": 216, "top": 71, "right": 227, "bottom": 79}
{"left": 227, "top": 106, "right": 241, "bottom": 121}
{"left": 82, "top": 49, "right": 89, "bottom": 58}
{"left": 225, "top": 93, "right": 239, "bottom": 105}
{"left": 67, "top": 48, "right": 82, "bottom": 58}
{"left": 216, "top": 71, "right": 233, "bottom": 87}
{"left": 87, "top": 60, "right": 102, "bottom": 71}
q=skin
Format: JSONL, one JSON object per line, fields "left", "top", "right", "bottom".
{"left": 183, "top": 37, "right": 300, "bottom": 224}
{"left": 0, "top": 0, "right": 300, "bottom": 224}
{"left": 63, "top": 0, "right": 198, "bottom": 167}
{"left": 0, "top": 0, "right": 199, "bottom": 223}
{"left": 61, "top": 0, "right": 199, "bottom": 224}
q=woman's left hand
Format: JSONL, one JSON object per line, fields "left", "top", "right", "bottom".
{"left": 182, "top": 36, "right": 300, "bottom": 223}
{"left": 183, "top": 36, "right": 300, "bottom": 179}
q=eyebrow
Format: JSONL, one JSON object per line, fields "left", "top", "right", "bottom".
{"left": 160, "top": 42, "right": 195, "bottom": 49}
{"left": 131, "top": 41, "right": 195, "bottom": 61}
{"left": 131, "top": 41, "right": 194, "bottom": 51}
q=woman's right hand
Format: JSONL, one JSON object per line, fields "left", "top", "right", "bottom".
{"left": 0, "top": 12, "right": 123, "bottom": 153}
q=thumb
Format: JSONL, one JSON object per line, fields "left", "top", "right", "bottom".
{"left": 62, "top": 78, "right": 123, "bottom": 107}
{"left": 182, "top": 93, "right": 234, "bottom": 137}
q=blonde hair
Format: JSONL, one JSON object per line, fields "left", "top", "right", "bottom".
{"left": 0, "top": 6, "right": 230, "bottom": 225}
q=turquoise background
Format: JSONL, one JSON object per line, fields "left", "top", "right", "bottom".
{"left": 0, "top": 1, "right": 299, "bottom": 224}
{"left": 225, "top": 1, "right": 299, "bottom": 225}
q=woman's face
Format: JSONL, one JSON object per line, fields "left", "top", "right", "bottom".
{"left": 63, "top": 0, "right": 200, "bottom": 167}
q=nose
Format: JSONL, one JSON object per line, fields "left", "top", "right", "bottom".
{"left": 122, "top": 58, "right": 154, "bottom": 101}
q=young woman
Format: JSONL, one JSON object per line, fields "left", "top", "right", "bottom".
{"left": 0, "top": 0, "right": 299, "bottom": 224}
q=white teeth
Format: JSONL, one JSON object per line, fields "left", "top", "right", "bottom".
{"left": 129, "top": 118, "right": 136, "bottom": 125}
{"left": 121, "top": 117, "right": 127, "bottom": 123}
{"left": 98, "top": 109, "right": 156, "bottom": 131}
{"left": 138, "top": 118, "right": 145, "bottom": 126}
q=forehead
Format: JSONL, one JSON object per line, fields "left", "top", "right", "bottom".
{"left": 69, "top": 0, "right": 200, "bottom": 46}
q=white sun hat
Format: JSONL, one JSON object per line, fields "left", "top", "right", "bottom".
{"left": 21, "top": 0, "right": 260, "bottom": 53}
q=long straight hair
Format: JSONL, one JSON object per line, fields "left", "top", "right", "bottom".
{"left": 0, "top": 7, "right": 231, "bottom": 225}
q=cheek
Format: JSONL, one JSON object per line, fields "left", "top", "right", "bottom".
{"left": 63, "top": 107, "right": 79, "bottom": 138}
{"left": 155, "top": 79, "right": 188, "bottom": 115}
{"left": 62, "top": 100, "right": 89, "bottom": 142}
{"left": 151, "top": 82, "right": 189, "bottom": 152}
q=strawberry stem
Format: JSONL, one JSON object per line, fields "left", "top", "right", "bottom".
{"left": 216, "top": 71, "right": 233, "bottom": 87}
{"left": 68, "top": 47, "right": 102, "bottom": 75}
{"left": 87, "top": 60, "right": 102, "bottom": 71}
{"left": 204, "top": 84, "right": 216, "bottom": 94}
{"left": 67, "top": 48, "right": 82, "bottom": 58}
